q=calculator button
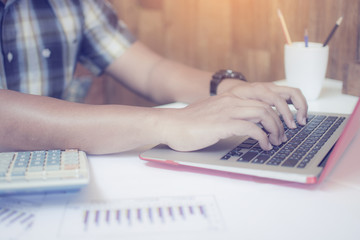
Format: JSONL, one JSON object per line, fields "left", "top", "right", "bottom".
{"left": 26, "top": 171, "right": 45, "bottom": 180}
{"left": 27, "top": 167, "right": 44, "bottom": 172}
{"left": 29, "top": 160, "right": 44, "bottom": 168}
{"left": 63, "top": 164, "right": 80, "bottom": 170}
{"left": 0, "top": 173, "right": 6, "bottom": 182}
{"left": 46, "top": 170, "right": 79, "bottom": 178}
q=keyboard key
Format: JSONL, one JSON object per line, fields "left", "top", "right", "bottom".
{"left": 221, "top": 154, "right": 232, "bottom": 160}
{"left": 237, "top": 150, "right": 259, "bottom": 162}
{"left": 297, "top": 162, "right": 307, "bottom": 168}
{"left": 266, "top": 160, "right": 282, "bottom": 166}
{"left": 252, "top": 154, "right": 270, "bottom": 164}
{"left": 282, "top": 158, "right": 300, "bottom": 167}
{"left": 242, "top": 138, "right": 258, "bottom": 145}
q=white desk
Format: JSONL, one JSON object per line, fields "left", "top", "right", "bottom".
{"left": 3, "top": 79, "right": 360, "bottom": 240}
{"left": 276, "top": 79, "right": 357, "bottom": 114}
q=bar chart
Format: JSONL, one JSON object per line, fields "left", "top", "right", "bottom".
{"left": 0, "top": 197, "right": 38, "bottom": 239}
{"left": 59, "top": 195, "right": 223, "bottom": 237}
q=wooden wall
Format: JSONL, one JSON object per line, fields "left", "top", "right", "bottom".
{"left": 85, "top": 0, "right": 359, "bottom": 105}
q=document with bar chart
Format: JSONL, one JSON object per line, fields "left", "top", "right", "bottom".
{"left": 58, "top": 195, "right": 223, "bottom": 238}
{"left": 0, "top": 197, "right": 39, "bottom": 240}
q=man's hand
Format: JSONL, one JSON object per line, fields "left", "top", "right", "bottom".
{"left": 218, "top": 80, "right": 308, "bottom": 128}
{"left": 160, "top": 81, "right": 308, "bottom": 152}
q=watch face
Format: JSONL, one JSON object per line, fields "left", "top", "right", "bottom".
{"left": 214, "top": 70, "right": 246, "bottom": 81}
{"left": 224, "top": 70, "right": 237, "bottom": 78}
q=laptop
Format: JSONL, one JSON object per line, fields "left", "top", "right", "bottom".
{"left": 140, "top": 98, "right": 360, "bottom": 184}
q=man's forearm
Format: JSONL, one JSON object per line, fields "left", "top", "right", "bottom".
{"left": 0, "top": 90, "right": 164, "bottom": 154}
{"left": 147, "top": 59, "right": 213, "bottom": 104}
{"left": 106, "top": 41, "right": 213, "bottom": 105}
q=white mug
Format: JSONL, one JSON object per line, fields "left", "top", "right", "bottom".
{"left": 284, "top": 42, "right": 329, "bottom": 101}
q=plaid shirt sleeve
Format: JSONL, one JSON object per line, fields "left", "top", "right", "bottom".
{"left": 78, "top": 0, "right": 136, "bottom": 76}
{"left": 0, "top": 0, "right": 135, "bottom": 100}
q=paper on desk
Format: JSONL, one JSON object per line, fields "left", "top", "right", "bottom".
{"left": 25, "top": 195, "right": 224, "bottom": 240}
{"left": 0, "top": 196, "right": 40, "bottom": 240}
{"left": 0, "top": 192, "right": 80, "bottom": 240}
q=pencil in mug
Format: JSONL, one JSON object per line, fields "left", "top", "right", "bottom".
{"left": 304, "top": 29, "right": 309, "bottom": 47}
{"left": 323, "top": 17, "right": 343, "bottom": 47}
{"left": 277, "top": 9, "right": 292, "bottom": 45}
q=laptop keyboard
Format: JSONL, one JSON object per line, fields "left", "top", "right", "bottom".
{"left": 221, "top": 115, "right": 345, "bottom": 168}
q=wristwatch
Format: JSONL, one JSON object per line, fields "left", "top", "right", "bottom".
{"left": 210, "top": 69, "right": 247, "bottom": 96}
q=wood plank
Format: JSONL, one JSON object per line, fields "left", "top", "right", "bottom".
{"left": 343, "top": 63, "right": 360, "bottom": 97}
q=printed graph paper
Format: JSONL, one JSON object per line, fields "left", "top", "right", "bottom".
{"left": 0, "top": 197, "right": 38, "bottom": 240}
{"left": 59, "top": 195, "right": 223, "bottom": 237}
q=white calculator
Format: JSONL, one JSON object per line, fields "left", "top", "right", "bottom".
{"left": 0, "top": 149, "right": 90, "bottom": 195}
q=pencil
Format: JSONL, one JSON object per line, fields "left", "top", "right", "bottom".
{"left": 304, "top": 29, "right": 309, "bottom": 47}
{"left": 277, "top": 9, "right": 292, "bottom": 45}
{"left": 323, "top": 16, "right": 343, "bottom": 47}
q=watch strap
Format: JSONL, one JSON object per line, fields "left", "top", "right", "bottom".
{"left": 210, "top": 70, "right": 247, "bottom": 96}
